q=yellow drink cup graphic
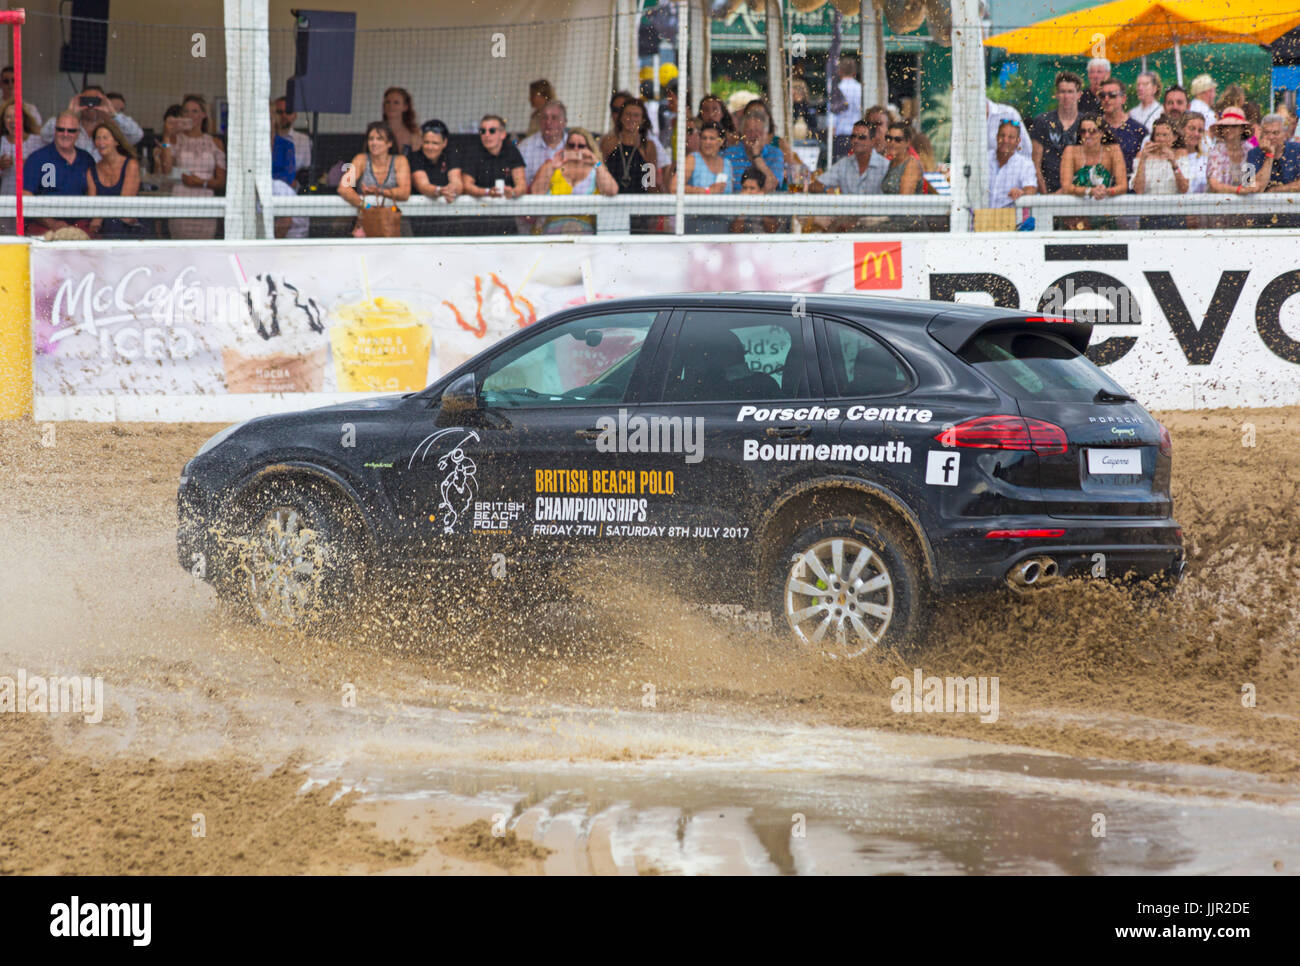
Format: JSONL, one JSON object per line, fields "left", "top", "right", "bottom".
{"left": 328, "top": 293, "right": 436, "bottom": 392}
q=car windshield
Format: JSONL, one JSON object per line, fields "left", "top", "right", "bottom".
{"left": 479, "top": 315, "right": 654, "bottom": 408}
{"left": 959, "top": 329, "right": 1127, "bottom": 401}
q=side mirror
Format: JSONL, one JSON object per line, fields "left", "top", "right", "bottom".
{"left": 439, "top": 372, "right": 478, "bottom": 418}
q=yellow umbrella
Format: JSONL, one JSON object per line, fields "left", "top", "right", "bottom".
{"left": 985, "top": 0, "right": 1300, "bottom": 83}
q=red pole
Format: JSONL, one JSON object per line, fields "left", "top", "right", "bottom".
{"left": 1, "top": 11, "right": 25, "bottom": 236}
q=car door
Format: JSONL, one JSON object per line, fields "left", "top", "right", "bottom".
{"left": 633, "top": 306, "right": 820, "bottom": 573}
{"left": 391, "top": 308, "right": 666, "bottom": 564}
{"left": 818, "top": 316, "right": 951, "bottom": 511}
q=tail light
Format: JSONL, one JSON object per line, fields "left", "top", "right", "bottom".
{"left": 985, "top": 529, "right": 1066, "bottom": 539}
{"left": 934, "top": 415, "right": 1068, "bottom": 456}
{"left": 1157, "top": 422, "right": 1172, "bottom": 457}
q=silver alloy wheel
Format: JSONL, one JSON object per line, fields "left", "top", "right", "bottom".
{"left": 785, "top": 537, "right": 894, "bottom": 657}
{"left": 245, "top": 506, "right": 326, "bottom": 626}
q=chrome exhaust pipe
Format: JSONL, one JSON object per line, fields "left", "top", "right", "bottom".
{"left": 1009, "top": 559, "right": 1041, "bottom": 587}
{"left": 1007, "top": 556, "right": 1059, "bottom": 590}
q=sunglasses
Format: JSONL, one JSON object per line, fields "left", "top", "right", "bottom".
{"left": 851, "top": 134, "right": 871, "bottom": 141}
{"left": 1100, "top": 91, "right": 1123, "bottom": 99}
{"left": 479, "top": 126, "right": 501, "bottom": 135}
{"left": 884, "top": 134, "right": 906, "bottom": 143}
{"left": 1080, "top": 126, "right": 1099, "bottom": 134}
{"left": 565, "top": 141, "right": 586, "bottom": 149}
{"left": 55, "top": 126, "right": 79, "bottom": 133}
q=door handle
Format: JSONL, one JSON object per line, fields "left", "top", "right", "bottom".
{"left": 766, "top": 425, "right": 812, "bottom": 439}
{"left": 576, "top": 428, "right": 603, "bottom": 440}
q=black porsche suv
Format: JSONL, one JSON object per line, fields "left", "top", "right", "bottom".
{"left": 178, "top": 293, "right": 1184, "bottom": 655}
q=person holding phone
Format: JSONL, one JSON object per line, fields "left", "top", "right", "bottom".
{"left": 668, "top": 121, "right": 732, "bottom": 235}
{"left": 40, "top": 85, "right": 142, "bottom": 159}
{"left": 529, "top": 127, "right": 617, "bottom": 234}
{"left": 157, "top": 94, "right": 226, "bottom": 239}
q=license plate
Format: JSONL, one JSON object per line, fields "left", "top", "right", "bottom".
{"left": 1087, "top": 448, "right": 1142, "bottom": 475}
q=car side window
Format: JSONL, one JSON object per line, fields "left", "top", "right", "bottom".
{"left": 661, "top": 311, "right": 807, "bottom": 403}
{"left": 825, "top": 320, "right": 910, "bottom": 397}
{"left": 479, "top": 312, "right": 656, "bottom": 408}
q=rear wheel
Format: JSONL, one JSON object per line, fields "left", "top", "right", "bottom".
{"left": 770, "top": 516, "right": 927, "bottom": 658}
{"left": 216, "top": 482, "right": 361, "bottom": 628}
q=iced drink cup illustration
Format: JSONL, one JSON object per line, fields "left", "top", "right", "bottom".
{"left": 328, "top": 291, "right": 436, "bottom": 392}
{"left": 221, "top": 271, "right": 328, "bottom": 393}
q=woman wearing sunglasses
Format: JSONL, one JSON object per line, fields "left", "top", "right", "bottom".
{"left": 1058, "top": 114, "right": 1126, "bottom": 229}
{"left": 880, "top": 122, "right": 922, "bottom": 195}
{"left": 530, "top": 127, "right": 617, "bottom": 235}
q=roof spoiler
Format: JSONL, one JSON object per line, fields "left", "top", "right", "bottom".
{"left": 927, "top": 310, "right": 1094, "bottom": 356}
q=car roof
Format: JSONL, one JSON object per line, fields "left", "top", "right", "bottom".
{"left": 577, "top": 291, "right": 952, "bottom": 321}
{"left": 555, "top": 292, "right": 1091, "bottom": 354}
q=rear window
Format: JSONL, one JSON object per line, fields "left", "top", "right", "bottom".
{"left": 959, "top": 329, "right": 1127, "bottom": 401}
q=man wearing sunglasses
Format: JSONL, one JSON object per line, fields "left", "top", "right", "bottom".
{"left": 0, "top": 66, "right": 41, "bottom": 127}
{"left": 448, "top": 113, "right": 526, "bottom": 236}
{"left": 451, "top": 115, "right": 526, "bottom": 200}
{"left": 986, "top": 97, "right": 1031, "bottom": 160}
{"left": 821, "top": 119, "right": 888, "bottom": 195}
{"left": 1098, "top": 78, "right": 1145, "bottom": 177}
{"left": 22, "top": 110, "right": 94, "bottom": 236}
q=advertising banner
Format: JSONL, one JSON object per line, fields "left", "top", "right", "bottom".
{"left": 29, "top": 233, "right": 1300, "bottom": 419}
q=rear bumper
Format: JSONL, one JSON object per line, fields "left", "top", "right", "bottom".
{"left": 933, "top": 519, "right": 1185, "bottom": 590}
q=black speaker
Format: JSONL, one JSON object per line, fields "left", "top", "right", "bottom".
{"left": 60, "top": 0, "right": 110, "bottom": 76}
{"left": 285, "top": 10, "right": 355, "bottom": 115}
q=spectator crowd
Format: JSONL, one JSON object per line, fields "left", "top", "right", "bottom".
{"left": 6, "top": 56, "right": 1300, "bottom": 240}
{"left": 992, "top": 57, "right": 1300, "bottom": 228}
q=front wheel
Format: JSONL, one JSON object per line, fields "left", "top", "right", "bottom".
{"left": 216, "top": 482, "right": 361, "bottom": 628}
{"left": 770, "top": 516, "right": 928, "bottom": 658}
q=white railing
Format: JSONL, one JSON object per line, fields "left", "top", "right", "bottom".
{"left": 1015, "top": 192, "right": 1300, "bottom": 231}
{"left": 0, "top": 193, "right": 952, "bottom": 235}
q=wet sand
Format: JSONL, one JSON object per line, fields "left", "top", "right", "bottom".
{"left": 0, "top": 409, "right": 1297, "bottom": 874}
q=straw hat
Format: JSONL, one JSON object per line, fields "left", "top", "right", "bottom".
{"left": 1211, "top": 106, "right": 1249, "bottom": 130}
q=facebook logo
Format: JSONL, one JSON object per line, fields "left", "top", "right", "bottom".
{"left": 926, "top": 451, "right": 961, "bottom": 486}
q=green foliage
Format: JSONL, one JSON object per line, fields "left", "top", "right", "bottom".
{"left": 919, "top": 86, "right": 951, "bottom": 163}
{"left": 710, "top": 78, "right": 763, "bottom": 102}
{"left": 1240, "top": 74, "right": 1273, "bottom": 112}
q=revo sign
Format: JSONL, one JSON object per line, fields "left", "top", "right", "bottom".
{"left": 919, "top": 239, "right": 1300, "bottom": 406}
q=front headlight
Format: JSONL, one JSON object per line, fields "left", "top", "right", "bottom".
{"left": 196, "top": 422, "right": 243, "bottom": 458}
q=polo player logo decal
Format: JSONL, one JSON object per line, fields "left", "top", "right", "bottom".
{"left": 409, "top": 427, "right": 480, "bottom": 534}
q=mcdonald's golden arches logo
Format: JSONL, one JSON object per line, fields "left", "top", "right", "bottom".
{"left": 853, "top": 242, "right": 903, "bottom": 290}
